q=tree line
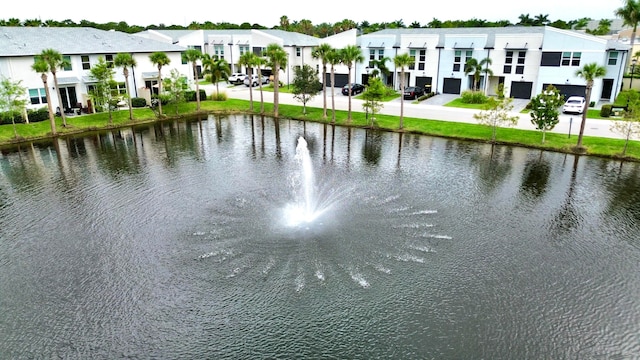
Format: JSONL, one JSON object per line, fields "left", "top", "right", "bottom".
{"left": 0, "top": 14, "right": 615, "bottom": 37}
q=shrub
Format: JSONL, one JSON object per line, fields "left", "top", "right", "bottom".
{"left": 589, "top": 101, "right": 595, "bottom": 107}
{"left": 600, "top": 104, "right": 612, "bottom": 117}
{"left": 27, "top": 107, "right": 49, "bottom": 122}
{"left": 185, "top": 89, "right": 207, "bottom": 102}
{"left": 211, "top": 92, "right": 228, "bottom": 101}
{"left": 131, "top": 97, "right": 147, "bottom": 108}
{"left": 460, "top": 90, "right": 488, "bottom": 104}
{"left": 0, "top": 110, "right": 21, "bottom": 125}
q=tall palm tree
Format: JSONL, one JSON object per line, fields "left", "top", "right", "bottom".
{"left": 114, "top": 52, "right": 137, "bottom": 120}
{"left": 38, "top": 48, "right": 69, "bottom": 127}
{"left": 480, "top": 58, "right": 494, "bottom": 95}
{"left": 31, "top": 60, "right": 56, "bottom": 135}
{"left": 325, "top": 49, "right": 341, "bottom": 124}
{"left": 264, "top": 43, "right": 288, "bottom": 118}
{"left": 615, "top": 0, "right": 640, "bottom": 69}
{"left": 575, "top": 62, "right": 607, "bottom": 149}
{"left": 340, "top": 45, "right": 365, "bottom": 123}
{"left": 202, "top": 54, "right": 231, "bottom": 98}
{"left": 253, "top": 56, "right": 267, "bottom": 115}
{"left": 149, "top": 52, "right": 171, "bottom": 116}
{"left": 239, "top": 51, "right": 257, "bottom": 111}
{"left": 312, "top": 43, "right": 333, "bottom": 119}
{"left": 394, "top": 53, "right": 413, "bottom": 130}
{"left": 183, "top": 49, "right": 203, "bottom": 111}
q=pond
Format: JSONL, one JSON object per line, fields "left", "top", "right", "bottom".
{"left": 1, "top": 114, "right": 639, "bottom": 358}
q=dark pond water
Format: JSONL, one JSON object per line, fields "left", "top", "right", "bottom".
{"left": 1, "top": 114, "right": 639, "bottom": 359}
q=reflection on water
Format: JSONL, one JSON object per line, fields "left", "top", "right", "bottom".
{"left": 1, "top": 114, "right": 639, "bottom": 359}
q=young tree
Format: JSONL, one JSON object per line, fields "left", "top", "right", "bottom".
{"left": 611, "top": 91, "right": 640, "bottom": 156}
{"left": 264, "top": 43, "right": 288, "bottom": 117}
{"left": 163, "top": 69, "right": 187, "bottom": 115}
{"left": 340, "top": 45, "right": 365, "bottom": 123}
{"left": 529, "top": 85, "right": 564, "bottom": 143}
{"left": 31, "top": 60, "right": 57, "bottom": 135}
{"left": 38, "top": 48, "right": 70, "bottom": 127}
{"left": 394, "top": 53, "right": 413, "bottom": 129}
{"left": 202, "top": 54, "right": 230, "bottom": 97}
{"left": 325, "top": 49, "right": 341, "bottom": 124}
{"left": 88, "top": 57, "right": 116, "bottom": 123}
{"left": 114, "top": 53, "right": 137, "bottom": 120}
{"left": 361, "top": 77, "right": 385, "bottom": 128}
{"left": 312, "top": 43, "right": 333, "bottom": 119}
{"left": 149, "top": 52, "right": 171, "bottom": 116}
{"left": 575, "top": 62, "right": 606, "bottom": 150}
{"left": 291, "top": 64, "right": 322, "bottom": 115}
{"left": 238, "top": 52, "right": 257, "bottom": 111}
{"left": 473, "top": 96, "right": 519, "bottom": 143}
{"left": 253, "top": 56, "right": 267, "bottom": 115}
{"left": 0, "top": 76, "right": 28, "bottom": 138}
{"left": 182, "top": 49, "right": 203, "bottom": 111}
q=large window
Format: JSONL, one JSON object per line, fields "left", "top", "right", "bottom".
{"left": 63, "top": 55, "right": 72, "bottom": 71}
{"left": 240, "top": 45, "right": 249, "bottom": 55}
{"left": 105, "top": 54, "right": 114, "bottom": 68}
{"left": 454, "top": 50, "right": 472, "bottom": 72}
{"left": 505, "top": 51, "right": 526, "bottom": 74}
{"left": 608, "top": 51, "right": 619, "bottom": 66}
{"left": 214, "top": 45, "right": 224, "bottom": 57}
{"left": 516, "top": 51, "right": 526, "bottom": 74}
{"left": 409, "top": 50, "right": 416, "bottom": 70}
{"left": 562, "top": 51, "right": 581, "bottom": 66}
{"left": 81, "top": 55, "right": 91, "bottom": 70}
{"left": 368, "top": 48, "right": 385, "bottom": 68}
{"left": 29, "top": 88, "right": 47, "bottom": 105}
{"left": 296, "top": 47, "right": 301, "bottom": 57}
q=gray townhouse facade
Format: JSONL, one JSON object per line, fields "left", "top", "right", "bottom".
{"left": 0, "top": 26, "right": 188, "bottom": 113}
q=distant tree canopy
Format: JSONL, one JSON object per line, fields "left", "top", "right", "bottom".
{"left": 0, "top": 14, "right": 611, "bottom": 37}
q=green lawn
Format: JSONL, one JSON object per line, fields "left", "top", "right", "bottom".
{"left": 2, "top": 98, "right": 639, "bottom": 162}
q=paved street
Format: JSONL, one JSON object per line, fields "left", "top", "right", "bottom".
{"left": 211, "top": 83, "right": 625, "bottom": 140}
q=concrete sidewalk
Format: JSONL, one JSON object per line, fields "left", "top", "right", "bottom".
{"left": 209, "top": 83, "right": 624, "bottom": 140}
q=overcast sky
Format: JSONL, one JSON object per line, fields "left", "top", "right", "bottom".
{"left": 2, "top": 0, "right": 623, "bottom": 28}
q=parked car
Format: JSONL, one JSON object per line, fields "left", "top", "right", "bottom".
{"left": 244, "top": 74, "right": 270, "bottom": 87}
{"left": 342, "top": 83, "right": 365, "bottom": 96}
{"left": 228, "top": 73, "right": 247, "bottom": 85}
{"left": 403, "top": 86, "right": 425, "bottom": 100}
{"left": 562, "top": 96, "right": 586, "bottom": 114}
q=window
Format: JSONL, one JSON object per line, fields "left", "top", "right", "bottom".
{"left": 214, "top": 45, "right": 224, "bottom": 57}
{"left": 504, "top": 51, "right": 513, "bottom": 74}
{"left": 540, "top": 52, "right": 562, "bottom": 66}
{"left": 516, "top": 51, "right": 526, "bottom": 74}
{"left": 29, "top": 88, "right": 47, "bottom": 105}
{"left": 368, "top": 48, "right": 384, "bottom": 68}
{"left": 608, "top": 51, "right": 618, "bottom": 65}
{"left": 454, "top": 50, "right": 472, "bottom": 72}
{"left": 418, "top": 49, "right": 426, "bottom": 71}
{"left": 562, "top": 51, "right": 581, "bottom": 66}
{"left": 105, "top": 54, "right": 114, "bottom": 68}
{"left": 81, "top": 55, "right": 91, "bottom": 70}
{"left": 240, "top": 45, "right": 249, "bottom": 55}
{"left": 409, "top": 50, "right": 416, "bottom": 70}
{"left": 63, "top": 55, "right": 72, "bottom": 71}
{"left": 296, "top": 47, "right": 301, "bottom": 57}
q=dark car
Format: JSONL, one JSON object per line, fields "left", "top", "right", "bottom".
{"left": 403, "top": 86, "right": 425, "bottom": 100}
{"left": 342, "top": 83, "right": 365, "bottom": 96}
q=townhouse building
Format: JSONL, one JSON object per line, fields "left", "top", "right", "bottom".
{"left": 357, "top": 26, "right": 629, "bottom": 103}
{"left": 0, "top": 26, "right": 188, "bottom": 113}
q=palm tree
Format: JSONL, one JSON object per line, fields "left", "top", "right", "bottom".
{"left": 114, "top": 53, "right": 137, "bottom": 120}
{"left": 202, "top": 54, "right": 231, "bottom": 98}
{"left": 312, "top": 43, "right": 333, "bottom": 119}
{"left": 264, "top": 43, "right": 288, "bottom": 118}
{"left": 182, "top": 49, "right": 203, "bottom": 111}
{"left": 394, "top": 53, "right": 413, "bottom": 130}
{"left": 575, "top": 62, "right": 607, "bottom": 149}
{"left": 149, "top": 52, "right": 171, "bottom": 116}
{"left": 340, "top": 45, "right": 365, "bottom": 123}
{"left": 239, "top": 52, "right": 257, "bottom": 111}
{"left": 325, "top": 49, "right": 341, "bottom": 124}
{"left": 615, "top": 0, "right": 640, "bottom": 69}
{"left": 38, "top": 49, "right": 69, "bottom": 127}
{"left": 463, "top": 57, "right": 493, "bottom": 92}
{"left": 31, "top": 60, "right": 56, "bottom": 135}
{"left": 369, "top": 56, "right": 391, "bottom": 82}
{"left": 253, "top": 56, "right": 267, "bottom": 115}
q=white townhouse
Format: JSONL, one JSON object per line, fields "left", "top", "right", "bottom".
{"left": 135, "top": 28, "right": 358, "bottom": 87}
{"left": 0, "top": 26, "right": 188, "bottom": 113}
{"left": 356, "top": 26, "right": 630, "bottom": 103}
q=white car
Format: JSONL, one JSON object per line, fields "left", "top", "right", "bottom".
{"left": 562, "top": 96, "right": 586, "bottom": 114}
{"left": 228, "top": 73, "right": 247, "bottom": 85}
{"left": 244, "top": 74, "right": 270, "bottom": 87}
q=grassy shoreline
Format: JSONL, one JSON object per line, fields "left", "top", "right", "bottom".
{"left": 2, "top": 98, "right": 639, "bottom": 162}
